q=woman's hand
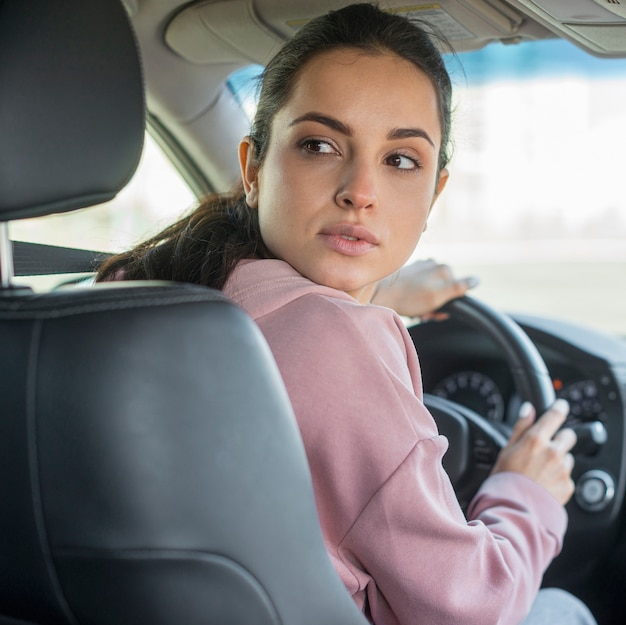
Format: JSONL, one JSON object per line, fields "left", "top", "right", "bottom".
{"left": 371, "top": 259, "right": 479, "bottom": 318}
{"left": 491, "top": 399, "right": 577, "bottom": 505}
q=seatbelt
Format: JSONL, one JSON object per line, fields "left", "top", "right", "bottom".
{"left": 12, "top": 241, "right": 111, "bottom": 276}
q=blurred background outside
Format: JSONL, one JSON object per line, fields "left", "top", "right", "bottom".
{"left": 416, "top": 39, "right": 626, "bottom": 337}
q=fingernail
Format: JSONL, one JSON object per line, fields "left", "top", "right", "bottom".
{"left": 553, "top": 398, "right": 570, "bottom": 413}
{"left": 519, "top": 401, "right": 533, "bottom": 419}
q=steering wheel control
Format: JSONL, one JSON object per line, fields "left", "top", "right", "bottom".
{"left": 570, "top": 421, "right": 608, "bottom": 456}
{"left": 575, "top": 470, "right": 615, "bottom": 512}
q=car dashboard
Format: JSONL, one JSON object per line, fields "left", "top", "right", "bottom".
{"left": 411, "top": 313, "right": 626, "bottom": 429}
{"left": 409, "top": 310, "right": 626, "bottom": 592}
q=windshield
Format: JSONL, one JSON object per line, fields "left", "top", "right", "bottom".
{"left": 418, "top": 38, "right": 626, "bottom": 337}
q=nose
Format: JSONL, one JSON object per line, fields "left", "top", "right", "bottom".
{"left": 335, "top": 161, "right": 377, "bottom": 211}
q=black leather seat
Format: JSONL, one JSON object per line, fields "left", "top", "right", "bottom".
{"left": 0, "top": 1, "right": 368, "bottom": 623}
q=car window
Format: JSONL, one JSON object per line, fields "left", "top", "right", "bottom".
{"left": 10, "top": 133, "right": 196, "bottom": 290}
{"left": 230, "top": 39, "right": 626, "bottom": 337}
{"left": 227, "top": 64, "right": 264, "bottom": 123}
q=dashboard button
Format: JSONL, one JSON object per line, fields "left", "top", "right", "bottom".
{"left": 575, "top": 470, "right": 615, "bottom": 512}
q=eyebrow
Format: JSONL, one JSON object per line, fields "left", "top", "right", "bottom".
{"left": 289, "top": 112, "right": 435, "bottom": 149}
{"left": 388, "top": 126, "right": 435, "bottom": 148}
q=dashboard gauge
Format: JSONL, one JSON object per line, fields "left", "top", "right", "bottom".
{"left": 557, "top": 379, "right": 605, "bottom": 424}
{"left": 432, "top": 371, "right": 505, "bottom": 422}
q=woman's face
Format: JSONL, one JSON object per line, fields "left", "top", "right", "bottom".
{"left": 240, "top": 48, "right": 448, "bottom": 304}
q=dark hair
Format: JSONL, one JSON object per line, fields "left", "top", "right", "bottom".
{"left": 252, "top": 3, "right": 453, "bottom": 170}
{"left": 97, "top": 2, "right": 453, "bottom": 288}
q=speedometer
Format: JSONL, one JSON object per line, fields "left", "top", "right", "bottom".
{"left": 432, "top": 371, "right": 505, "bottom": 422}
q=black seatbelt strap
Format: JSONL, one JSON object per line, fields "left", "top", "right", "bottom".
{"left": 13, "top": 241, "right": 111, "bottom": 276}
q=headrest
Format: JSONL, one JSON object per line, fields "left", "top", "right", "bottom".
{"left": 0, "top": 0, "right": 145, "bottom": 221}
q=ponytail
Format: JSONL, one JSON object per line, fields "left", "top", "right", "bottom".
{"left": 96, "top": 185, "right": 267, "bottom": 289}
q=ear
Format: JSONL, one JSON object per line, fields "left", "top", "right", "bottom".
{"left": 423, "top": 168, "right": 449, "bottom": 232}
{"left": 433, "top": 167, "right": 449, "bottom": 204}
{"left": 238, "top": 136, "right": 260, "bottom": 208}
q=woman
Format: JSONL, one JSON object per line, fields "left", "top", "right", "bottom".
{"left": 98, "top": 4, "right": 595, "bottom": 624}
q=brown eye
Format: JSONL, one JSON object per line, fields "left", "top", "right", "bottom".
{"left": 301, "top": 139, "right": 335, "bottom": 154}
{"left": 386, "top": 153, "right": 421, "bottom": 170}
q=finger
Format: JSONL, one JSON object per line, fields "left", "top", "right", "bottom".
{"left": 563, "top": 452, "right": 575, "bottom": 472}
{"left": 530, "top": 398, "right": 570, "bottom": 441}
{"left": 508, "top": 401, "right": 536, "bottom": 445}
{"left": 431, "top": 263, "right": 454, "bottom": 283}
{"left": 459, "top": 276, "right": 480, "bottom": 291}
{"left": 419, "top": 312, "right": 450, "bottom": 322}
{"left": 449, "top": 275, "right": 480, "bottom": 298}
{"left": 553, "top": 427, "right": 577, "bottom": 454}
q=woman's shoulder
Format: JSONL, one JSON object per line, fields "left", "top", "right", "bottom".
{"left": 226, "top": 260, "right": 418, "bottom": 387}
{"left": 224, "top": 258, "right": 396, "bottom": 325}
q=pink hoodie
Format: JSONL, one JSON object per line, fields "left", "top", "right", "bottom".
{"left": 224, "top": 258, "right": 567, "bottom": 625}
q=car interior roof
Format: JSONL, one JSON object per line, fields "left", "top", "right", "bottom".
{"left": 123, "top": 0, "right": 626, "bottom": 195}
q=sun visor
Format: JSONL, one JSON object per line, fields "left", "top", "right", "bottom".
{"left": 165, "top": 0, "right": 284, "bottom": 65}
{"left": 508, "top": 0, "right": 626, "bottom": 55}
{"left": 167, "top": 0, "right": 626, "bottom": 62}
{"left": 166, "top": 0, "right": 553, "bottom": 62}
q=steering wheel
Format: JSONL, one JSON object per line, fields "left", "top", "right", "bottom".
{"left": 418, "top": 296, "right": 555, "bottom": 510}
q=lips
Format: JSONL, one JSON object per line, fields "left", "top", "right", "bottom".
{"left": 318, "top": 223, "right": 379, "bottom": 256}
{"left": 319, "top": 223, "right": 379, "bottom": 245}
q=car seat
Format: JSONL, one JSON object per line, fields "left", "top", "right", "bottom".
{"left": 0, "top": 1, "right": 369, "bottom": 623}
